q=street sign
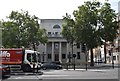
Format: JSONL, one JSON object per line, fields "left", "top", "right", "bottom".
{"left": 73, "top": 54, "right": 76, "bottom": 58}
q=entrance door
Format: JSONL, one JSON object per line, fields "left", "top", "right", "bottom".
{"left": 55, "top": 54, "right": 59, "bottom": 61}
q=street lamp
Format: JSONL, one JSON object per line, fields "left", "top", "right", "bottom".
{"left": 110, "top": 44, "right": 114, "bottom": 69}
{"left": 73, "top": 54, "right": 76, "bottom": 70}
{"left": 68, "top": 52, "right": 71, "bottom": 69}
{"left": 108, "top": 42, "right": 114, "bottom": 69}
{"left": 43, "top": 52, "right": 44, "bottom": 62}
{"left": 85, "top": 45, "right": 88, "bottom": 71}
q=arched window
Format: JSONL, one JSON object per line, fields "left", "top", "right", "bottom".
{"left": 53, "top": 24, "right": 61, "bottom": 29}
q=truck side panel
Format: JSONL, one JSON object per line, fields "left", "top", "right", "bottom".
{"left": 0, "top": 49, "right": 23, "bottom": 65}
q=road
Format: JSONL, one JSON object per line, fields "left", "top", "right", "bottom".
{"left": 2, "top": 68, "right": 119, "bottom": 81}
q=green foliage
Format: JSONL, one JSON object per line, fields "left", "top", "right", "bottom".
{"left": 73, "top": 1, "right": 101, "bottom": 49}
{"left": 62, "top": 0, "right": 118, "bottom": 49}
{"left": 99, "top": 2, "right": 118, "bottom": 42}
{"left": 2, "top": 10, "right": 47, "bottom": 48}
{"left": 62, "top": 0, "right": 118, "bottom": 66}
{"left": 62, "top": 13, "right": 75, "bottom": 44}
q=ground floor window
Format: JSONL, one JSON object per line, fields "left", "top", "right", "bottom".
{"left": 48, "top": 54, "right": 51, "bottom": 59}
{"left": 77, "top": 52, "right": 80, "bottom": 59}
{"left": 55, "top": 54, "right": 59, "bottom": 61}
{"left": 117, "top": 55, "right": 119, "bottom": 60}
{"left": 113, "top": 56, "right": 116, "bottom": 60}
{"left": 62, "top": 54, "right": 66, "bottom": 59}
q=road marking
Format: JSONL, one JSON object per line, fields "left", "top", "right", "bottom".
{"left": 42, "top": 75, "right": 69, "bottom": 77}
{"left": 8, "top": 74, "right": 69, "bottom": 79}
{"left": 63, "top": 69, "right": 110, "bottom": 71}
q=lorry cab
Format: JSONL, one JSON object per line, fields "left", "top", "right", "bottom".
{"left": 21, "top": 50, "right": 41, "bottom": 72}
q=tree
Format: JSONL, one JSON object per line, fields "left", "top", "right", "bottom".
{"left": 62, "top": 13, "right": 75, "bottom": 44}
{"left": 73, "top": 1, "right": 101, "bottom": 66}
{"left": 99, "top": 1, "right": 118, "bottom": 63}
{"left": 62, "top": 13, "right": 75, "bottom": 63}
{"left": 2, "top": 10, "right": 47, "bottom": 49}
{"left": 0, "top": 21, "right": 2, "bottom": 47}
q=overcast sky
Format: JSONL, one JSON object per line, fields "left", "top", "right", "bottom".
{"left": 0, "top": 0, "right": 119, "bottom": 20}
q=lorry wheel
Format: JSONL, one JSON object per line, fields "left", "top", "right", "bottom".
{"left": 22, "top": 65, "right": 31, "bottom": 72}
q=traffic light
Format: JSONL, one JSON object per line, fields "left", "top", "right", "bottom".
{"left": 81, "top": 43, "right": 86, "bottom": 53}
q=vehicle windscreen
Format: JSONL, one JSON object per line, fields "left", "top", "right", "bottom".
{"left": 27, "top": 53, "right": 37, "bottom": 62}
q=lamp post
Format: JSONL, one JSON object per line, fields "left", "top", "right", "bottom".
{"left": 111, "top": 44, "right": 114, "bottom": 69}
{"left": 108, "top": 42, "right": 114, "bottom": 69}
{"left": 43, "top": 52, "right": 44, "bottom": 62}
{"left": 68, "top": 52, "right": 71, "bottom": 69}
{"left": 73, "top": 54, "right": 76, "bottom": 70}
{"left": 85, "top": 45, "right": 88, "bottom": 71}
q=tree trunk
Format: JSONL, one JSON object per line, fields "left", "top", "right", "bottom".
{"left": 104, "top": 42, "right": 107, "bottom": 63}
{"left": 90, "top": 48, "right": 94, "bottom": 66}
{"left": 33, "top": 43, "right": 36, "bottom": 51}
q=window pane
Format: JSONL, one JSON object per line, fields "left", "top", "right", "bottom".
{"left": 62, "top": 54, "right": 66, "bottom": 59}
{"left": 27, "top": 54, "right": 31, "bottom": 62}
{"left": 77, "top": 43, "right": 80, "bottom": 48}
{"left": 54, "top": 43, "right": 59, "bottom": 49}
{"left": 77, "top": 52, "right": 80, "bottom": 59}
{"left": 48, "top": 54, "right": 51, "bottom": 59}
{"left": 113, "top": 56, "right": 116, "bottom": 60}
{"left": 48, "top": 32, "right": 51, "bottom": 35}
{"left": 32, "top": 53, "right": 37, "bottom": 62}
{"left": 55, "top": 32, "right": 58, "bottom": 35}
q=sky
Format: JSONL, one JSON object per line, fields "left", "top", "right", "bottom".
{"left": 0, "top": 0, "right": 119, "bottom": 20}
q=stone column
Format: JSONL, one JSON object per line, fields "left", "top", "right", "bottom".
{"left": 52, "top": 42, "right": 54, "bottom": 61}
{"left": 116, "top": 55, "right": 118, "bottom": 63}
{"left": 59, "top": 42, "right": 62, "bottom": 62}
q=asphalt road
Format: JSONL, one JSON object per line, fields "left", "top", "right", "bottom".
{"left": 2, "top": 68, "right": 119, "bottom": 81}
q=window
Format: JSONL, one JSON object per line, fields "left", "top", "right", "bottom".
{"left": 77, "top": 52, "right": 80, "bottom": 59}
{"left": 32, "top": 53, "right": 37, "bottom": 62}
{"left": 117, "top": 55, "right": 119, "bottom": 60}
{"left": 55, "top": 32, "right": 58, "bottom": 35}
{"left": 27, "top": 53, "right": 37, "bottom": 62}
{"left": 77, "top": 43, "right": 80, "bottom": 48}
{"left": 113, "top": 56, "right": 116, "bottom": 60}
{"left": 62, "top": 42, "right": 66, "bottom": 47}
{"left": 54, "top": 43, "right": 59, "bottom": 49}
{"left": 27, "top": 54, "right": 31, "bottom": 62}
{"left": 48, "top": 54, "right": 51, "bottom": 59}
{"left": 53, "top": 24, "right": 61, "bottom": 29}
{"left": 48, "top": 32, "right": 51, "bottom": 35}
{"left": 62, "top": 54, "right": 66, "bottom": 59}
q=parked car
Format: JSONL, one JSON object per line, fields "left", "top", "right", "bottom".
{"left": 0, "top": 65, "right": 11, "bottom": 78}
{"left": 95, "top": 59, "right": 103, "bottom": 63}
{"left": 40, "top": 62, "right": 62, "bottom": 70}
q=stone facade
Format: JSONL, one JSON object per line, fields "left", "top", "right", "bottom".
{"left": 37, "top": 19, "right": 86, "bottom": 65}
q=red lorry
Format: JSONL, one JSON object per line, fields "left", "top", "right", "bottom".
{"left": 0, "top": 48, "right": 41, "bottom": 72}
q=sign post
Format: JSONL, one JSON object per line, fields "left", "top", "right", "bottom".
{"left": 73, "top": 54, "right": 76, "bottom": 70}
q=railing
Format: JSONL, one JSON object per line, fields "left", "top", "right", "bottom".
{"left": 47, "top": 34, "right": 63, "bottom": 38}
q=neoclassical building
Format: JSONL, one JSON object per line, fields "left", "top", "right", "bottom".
{"left": 37, "top": 19, "right": 86, "bottom": 64}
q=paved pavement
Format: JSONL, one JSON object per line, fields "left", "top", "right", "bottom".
{"left": 1, "top": 63, "right": 119, "bottom": 81}
{"left": 63, "top": 63, "right": 119, "bottom": 69}
{"left": 4, "top": 68, "right": 118, "bottom": 79}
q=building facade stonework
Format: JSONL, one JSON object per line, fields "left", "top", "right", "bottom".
{"left": 37, "top": 19, "right": 86, "bottom": 65}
